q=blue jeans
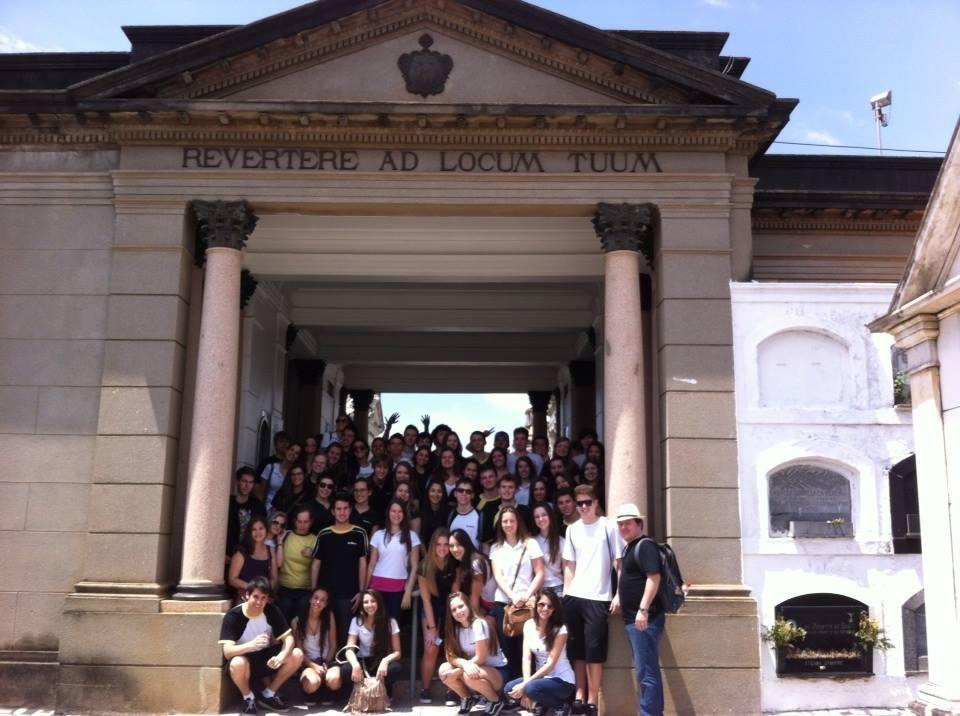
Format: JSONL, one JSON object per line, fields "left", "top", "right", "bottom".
{"left": 624, "top": 613, "right": 665, "bottom": 716}
{"left": 504, "top": 676, "right": 575, "bottom": 708}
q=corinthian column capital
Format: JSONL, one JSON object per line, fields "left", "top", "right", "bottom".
{"left": 592, "top": 202, "right": 655, "bottom": 268}
{"left": 192, "top": 200, "right": 259, "bottom": 256}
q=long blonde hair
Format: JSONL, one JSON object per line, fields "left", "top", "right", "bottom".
{"left": 419, "top": 527, "right": 451, "bottom": 598}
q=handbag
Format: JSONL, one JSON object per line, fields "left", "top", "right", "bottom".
{"left": 502, "top": 543, "right": 533, "bottom": 638}
{"left": 336, "top": 645, "right": 388, "bottom": 714}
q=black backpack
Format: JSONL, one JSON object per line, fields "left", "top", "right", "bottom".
{"left": 634, "top": 537, "right": 686, "bottom": 614}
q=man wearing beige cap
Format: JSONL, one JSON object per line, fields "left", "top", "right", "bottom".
{"left": 616, "top": 503, "right": 664, "bottom": 716}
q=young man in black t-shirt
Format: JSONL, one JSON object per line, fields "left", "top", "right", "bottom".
{"left": 311, "top": 493, "right": 370, "bottom": 650}
{"left": 219, "top": 576, "right": 302, "bottom": 714}
{"left": 615, "top": 503, "right": 664, "bottom": 716}
{"left": 226, "top": 467, "right": 266, "bottom": 559}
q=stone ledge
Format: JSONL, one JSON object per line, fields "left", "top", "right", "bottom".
{"left": 160, "top": 598, "right": 231, "bottom": 613}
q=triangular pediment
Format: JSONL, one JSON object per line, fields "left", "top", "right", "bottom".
{"left": 69, "top": 0, "right": 779, "bottom": 110}
{"left": 190, "top": 27, "right": 632, "bottom": 105}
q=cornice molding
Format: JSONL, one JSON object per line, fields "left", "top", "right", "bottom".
{"left": 0, "top": 120, "right": 763, "bottom": 154}
{"left": 751, "top": 208, "right": 923, "bottom": 234}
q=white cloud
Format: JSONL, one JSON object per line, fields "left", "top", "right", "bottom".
{"left": 702, "top": 0, "right": 733, "bottom": 7}
{"left": 804, "top": 129, "right": 842, "bottom": 146}
{"left": 0, "top": 28, "right": 51, "bottom": 53}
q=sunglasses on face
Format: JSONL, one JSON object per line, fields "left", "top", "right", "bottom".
{"left": 455, "top": 488, "right": 474, "bottom": 494}
{"left": 272, "top": 520, "right": 285, "bottom": 526}
{"left": 319, "top": 482, "right": 334, "bottom": 489}
{"left": 576, "top": 499, "right": 594, "bottom": 508}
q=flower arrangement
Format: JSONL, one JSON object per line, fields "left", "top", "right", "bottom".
{"left": 854, "top": 612, "right": 894, "bottom": 652}
{"left": 761, "top": 617, "right": 807, "bottom": 649}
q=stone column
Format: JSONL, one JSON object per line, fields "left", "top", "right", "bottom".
{"left": 350, "top": 389, "right": 375, "bottom": 442}
{"left": 593, "top": 203, "right": 653, "bottom": 514}
{"left": 893, "top": 315, "right": 960, "bottom": 714}
{"left": 568, "top": 360, "right": 596, "bottom": 440}
{"left": 175, "top": 200, "right": 257, "bottom": 599}
{"left": 527, "top": 390, "right": 552, "bottom": 442}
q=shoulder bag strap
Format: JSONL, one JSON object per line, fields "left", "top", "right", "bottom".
{"left": 510, "top": 543, "right": 529, "bottom": 591}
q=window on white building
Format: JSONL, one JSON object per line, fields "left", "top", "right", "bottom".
{"left": 769, "top": 464, "right": 853, "bottom": 537}
{"left": 757, "top": 330, "right": 847, "bottom": 407}
{"left": 889, "top": 455, "right": 921, "bottom": 554}
{"left": 902, "top": 590, "right": 928, "bottom": 673}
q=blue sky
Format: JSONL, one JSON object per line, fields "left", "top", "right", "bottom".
{"left": 2, "top": 0, "right": 957, "bottom": 153}
{"left": 2, "top": 1, "right": 956, "bottom": 437}
{"left": 380, "top": 393, "right": 531, "bottom": 445}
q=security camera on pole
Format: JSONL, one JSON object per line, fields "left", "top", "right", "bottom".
{"left": 870, "top": 90, "right": 892, "bottom": 155}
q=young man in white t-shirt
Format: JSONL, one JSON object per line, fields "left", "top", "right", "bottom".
{"left": 447, "top": 477, "right": 483, "bottom": 548}
{"left": 561, "top": 484, "right": 625, "bottom": 716}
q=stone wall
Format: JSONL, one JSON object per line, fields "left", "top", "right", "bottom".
{"left": 0, "top": 151, "right": 120, "bottom": 703}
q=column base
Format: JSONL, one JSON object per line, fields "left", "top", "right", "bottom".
{"left": 600, "top": 586, "right": 760, "bottom": 715}
{"left": 911, "top": 682, "right": 960, "bottom": 716}
{"left": 173, "top": 582, "right": 228, "bottom": 600}
{"left": 58, "top": 591, "right": 228, "bottom": 714}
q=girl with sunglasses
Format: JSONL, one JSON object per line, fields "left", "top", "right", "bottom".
{"left": 503, "top": 588, "right": 575, "bottom": 715}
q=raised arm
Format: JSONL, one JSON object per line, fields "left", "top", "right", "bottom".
{"left": 380, "top": 412, "right": 400, "bottom": 439}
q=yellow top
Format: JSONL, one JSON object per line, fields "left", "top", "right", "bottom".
{"left": 279, "top": 532, "right": 315, "bottom": 589}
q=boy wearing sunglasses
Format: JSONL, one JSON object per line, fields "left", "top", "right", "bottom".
{"left": 561, "top": 484, "right": 624, "bottom": 716}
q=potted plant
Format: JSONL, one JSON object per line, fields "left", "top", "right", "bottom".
{"left": 762, "top": 617, "right": 806, "bottom": 674}
{"left": 762, "top": 617, "right": 807, "bottom": 649}
{"left": 893, "top": 370, "right": 910, "bottom": 406}
{"left": 854, "top": 612, "right": 894, "bottom": 653}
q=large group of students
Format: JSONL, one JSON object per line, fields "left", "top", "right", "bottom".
{"left": 220, "top": 415, "right": 664, "bottom": 716}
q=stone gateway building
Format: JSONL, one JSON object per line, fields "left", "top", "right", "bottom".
{"left": 0, "top": 1, "right": 950, "bottom": 714}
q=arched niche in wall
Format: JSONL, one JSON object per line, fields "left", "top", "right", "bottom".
{"left": 775, "top": 592, "right": 872, "bottom": 675}
{"left": 256, "top": 415, "right": 272, "bottom": 471}
{"left": 902, "top": 589, "right": 927, "bottom": 674}
{"left": 757, "top": 330, "right": 848, "bottom": 407}
{"left": 889, "top": 455, "right": 921, "bottom": 554}
{"left": 769, "top": 464, "right": 853, "bottom": 537}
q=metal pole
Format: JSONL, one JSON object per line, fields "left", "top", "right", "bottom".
{"left": 876, "top": 113, "right": 884, "bottom": 156}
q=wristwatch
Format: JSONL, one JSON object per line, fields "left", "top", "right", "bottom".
{"left": 638, "top": 608, "right": 649, "bottom": 615}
